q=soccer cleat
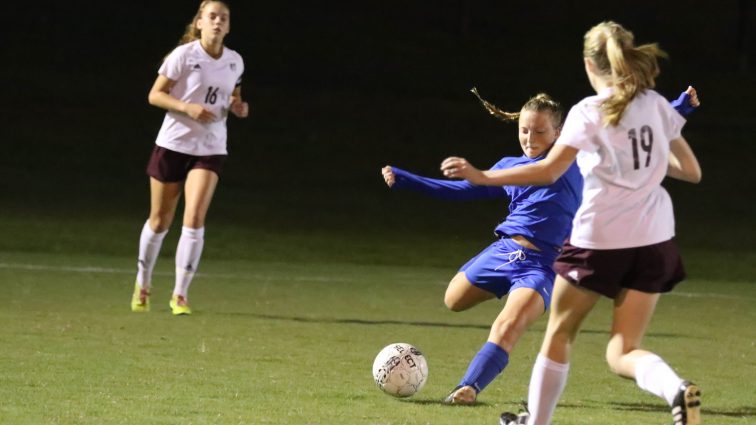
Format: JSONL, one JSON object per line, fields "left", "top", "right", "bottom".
{"left": 671, "top": 381, "right": 701, "bottom": 425}
{"left": 169, "top": 295, "right": 192, "bottom": 315}
{"left": 499, "top": 411, "right": 529, "bottom": 425}
{"left": 442, "top": 385, "right": 477, "bottom": 405}
{"left": 131, "top": 282, "right": 150, "bottom": 312}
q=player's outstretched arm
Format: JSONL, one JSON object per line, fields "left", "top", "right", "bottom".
{"left": 439, "top": 157, "right": 486, "bottom": 184}
{"left": 441, "top": 144, "right": 578, "bottom": 187}
{"left": 383, "top": 165, "right": 504, "bottom": 200}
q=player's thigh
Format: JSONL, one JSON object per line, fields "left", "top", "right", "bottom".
{"left": 548, "top": 277, "right": 601, "bottom": 329}
{"left": 148, "top": 177, "right": 182, "bottom": 231}
{"left": 445, "top": 272, "right": 496, "bottom": 311}
{"left": 609, "top": 289, "right": 660, "bottom": 352}
{"left": 541, "top": 276, "right": 601, "bottom": 361}
{"left": 182, "top": 168, "right": 219, "bottom": 228}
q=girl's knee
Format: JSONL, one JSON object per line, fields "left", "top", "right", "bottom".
{"left": 183, "top": 217, "right": 205, "bottom": 229}
{"left": 148, "top": 216, "right": 172, "bottom": 233}
{"left": 444, "top": 274, "right": 473, "bottom": 311}
{"left": 489, "top": 315, "right": 531, "bottom": 351}
{"left": 542, "top": 327, "right": 578, "bottom": 356}
{"left": 605, "top": 349, "right": 622, "bottom": 374}
{"left": 182, "top": 210, "right": 207, "bottom": 229}
{"left": 492, "top": 315, "right": 526, "bottom": 336}
{"left": 605, "top": 338, "right": 634, "bottom": 375}
{"left": 444, "top": 293, "right": 465, "bottom": 312}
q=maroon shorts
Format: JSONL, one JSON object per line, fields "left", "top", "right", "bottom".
{"left": 554, "top": 239, "right": 686, "bottom": 299}
{"left": 146, "top": 146, "right": 226, "bottom": 183}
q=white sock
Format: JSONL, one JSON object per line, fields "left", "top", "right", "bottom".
{"left": 174, "top": 226, "right": 205, "bottom": 298}
{"left": 527, "top": 353, "right": 570, "bottom": 425}
{"left": 634, "top": 354, "right": 684, "bottom": 406}
{"left": 136, "top": 220, "right": 168, "bottom": 290}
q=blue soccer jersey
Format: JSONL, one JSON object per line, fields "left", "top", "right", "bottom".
{"left": 391, "top": 155, "right": 583, "bottom": 253}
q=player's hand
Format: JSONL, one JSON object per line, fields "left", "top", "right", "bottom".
{"left": 184, "top": 103, "right": 216, "bottom": 123}
{"left": 686, "top": 86, "right": 700, "bottom": 107}
{"left": 441, "top": 157, "right": 485, "bottom": 184}
{"left": 381, "top": 166, "right": 395, "bottom": 187}
{"left": 230, "top": 96, "right": 249, "bottom": 118}
{"left": 671, "top": 86, "right": 700, "bottom": 116}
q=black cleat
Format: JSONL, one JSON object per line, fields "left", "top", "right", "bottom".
{"left": 499, "top": 411, "right": 529, "bottom": 425}
{"left": 671, "top": 381, "right": 701, "bottom": 425}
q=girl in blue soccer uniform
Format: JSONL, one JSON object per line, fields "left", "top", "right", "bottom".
{"left": 383, "top": 92, "right": 582, "bottom": 404}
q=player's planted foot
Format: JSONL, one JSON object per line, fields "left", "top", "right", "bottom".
{"left": 443, "top": 385, "right": 477, "bottom": 405}
{"left": 672, "top": 381, "right": 701, "bottom": 425}
{"left": 131, "top": 282, "right": 150, "bottom": 312}
{"left": 169, "top": 295, "right": 192, "bottom": 316}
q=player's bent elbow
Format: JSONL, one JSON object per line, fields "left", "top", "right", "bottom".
{"left": 147, "top": 92, "right": 159, "bottom": 106}
{"left": 683, "top": 168, "right": 702, "bottom": 184}
{"left": 147, "top": 90, "right": 168, "bottom": 108}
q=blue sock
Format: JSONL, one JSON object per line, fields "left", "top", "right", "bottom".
{"left": 459, "top": 342, "right": 510, "bottom": 393}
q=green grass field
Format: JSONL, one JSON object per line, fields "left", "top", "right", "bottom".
{"left": 4, "top": 4, "right": 756, "bottom": 422}
{"left": 1, "top": 228, "right": 754, "bottom": 424}
{"left": 2, "top": 67, "right": 755, "bottom": 424}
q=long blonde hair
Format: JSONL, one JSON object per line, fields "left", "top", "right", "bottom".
{"left": 177, "top": 0, "right": 230, "bottom": 46}
{"left": 583, "top": 21, "right": 667, "bottom": 126}
{"left": 471, "top": 88, "right": 564, "bottom": 128}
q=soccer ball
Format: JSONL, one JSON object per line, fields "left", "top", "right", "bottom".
{"left": 372, "top": 343, "right": 428, "bottom": 397}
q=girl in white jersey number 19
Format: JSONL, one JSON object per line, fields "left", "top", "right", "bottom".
{"left": 131, "top": 0, "right": 248, "bottom": 316}
{"left": 441, "top": 21, "right": 703, "bottom": 425}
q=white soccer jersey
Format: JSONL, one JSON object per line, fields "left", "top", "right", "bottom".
{"left": 154, "top": 40, "right": 244, "bottom": 156}
{"left": 556, "top": 88, "right": 686, "bottom": 249}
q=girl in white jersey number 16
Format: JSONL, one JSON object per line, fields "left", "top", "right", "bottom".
{"left": 442, "top": 21, "right": 703, "bottom": 425}
{"left": 131, "top": 0, "right": 248, "bottom": 316}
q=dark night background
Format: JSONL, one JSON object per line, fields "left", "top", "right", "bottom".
{"left": 2, "top": 1, "right": 755, "bottom": 262}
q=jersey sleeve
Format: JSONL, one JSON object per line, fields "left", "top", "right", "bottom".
{"left": 391, "top": 167, "right": 506, "bottom": 201}
{"left": 158, "top": 47, "right": 185, "bottom": 81}
{"left": 235, "top": 53, "right": 245, "bottom": 87}
{"left": 556, "top": 102, "right": 600, "bottom": 152}
{"left": 660, "top": 96, "right": 686, "bottom": 140}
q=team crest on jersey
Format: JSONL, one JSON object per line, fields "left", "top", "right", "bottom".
{"left": 230, "top": 63, "right": 237, "bottom": 71}
{"left": 191, "top": 63, "right": 202, "bottom": 71}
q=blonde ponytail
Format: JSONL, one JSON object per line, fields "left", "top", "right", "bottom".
{"left": 471, "top": 87, "right": 521, "bottom": 122}
{"left": 471, "top": 88, "right": 563, "bottom": 128}
{"left": 584, "top": 21, "right": 667, "bottom": 126}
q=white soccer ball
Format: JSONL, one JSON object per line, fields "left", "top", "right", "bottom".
{"left": 372, "top": 342, "right": 428, "bottom": 397}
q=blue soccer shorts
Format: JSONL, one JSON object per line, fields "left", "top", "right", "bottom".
{"left": 460, "top": 237, "right": 557, "bottom": 310}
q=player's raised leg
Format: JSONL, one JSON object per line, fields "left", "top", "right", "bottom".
{"left": 607, "top": 289, "right": 701, "bottom": 425}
